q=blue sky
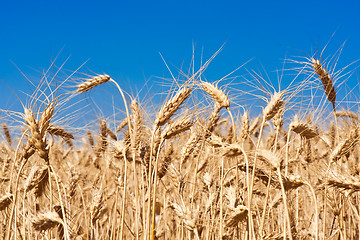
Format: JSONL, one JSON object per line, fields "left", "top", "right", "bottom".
{"left": 1, "top": 0, "right": 360, "bottom": 125}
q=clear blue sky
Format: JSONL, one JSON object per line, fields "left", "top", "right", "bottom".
{"left": 1, "top": 0, "right": 360, "bottom": 124}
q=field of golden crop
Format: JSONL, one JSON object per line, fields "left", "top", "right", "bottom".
{"left": 1, "top": 46, "right": 360, "bottom": 240}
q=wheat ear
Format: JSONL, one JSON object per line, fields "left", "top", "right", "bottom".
{"left": 312, "top": 58, "right": 336, "bottom": 111}
{"left": 289, "top": 115, "right": 319, "bottom": 139}
{"left": 154, "top": 86, "right": 192, "bottom": 127}
{"left": 32, "top": 211, "right": 64, "bottom": 231}
{"left": 77, "top": 74, "right": 111, "bottom": 93}
{"left": 2, "top": 123, "right": 12, "bottom": 145}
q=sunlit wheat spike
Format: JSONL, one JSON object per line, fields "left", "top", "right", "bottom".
{"left": 106, "top": 126, "right": 117, "bottom": 140}
{"left": 241, "top": 111, "right": 249, "bottom": 140}
{"left": 158, "top": 145, "right": 174, "bottom": 179}
{"left": 335, "top": 110, "right": 359, "bottom": 120}
{"left": 263, "top": 91, "right": 284, "bottom": 122}
{"left": 2, "top": 123, "right": 12, "bottom": 145}
{"left": 272, "top": 109, "right": 284, "bottom": 130}
{"left": 87, "top": 130, "right": 94, "bottom": 146}
{"left": 222, "top": 143, "right": 243, "bottom": 157}
{"left": 116, "top": 118, "right": 129, "bottom": 132}
{"left": 90, "top": 188, "right": 105, "bottom": 224}
{"left": 25, "top": 165, "right": 49, "bottom": 198}
{"left": 67, "top": 165, "right": 80, "bottom": 199}
{"left": 326, "top": 170, "right": 360, "bottom": 192}
{"left": 282, "top": 175, "right": 304, "bottom": 191}
{"left": 24, "top": 108, "right": 50, "bottom": 162}
{"left": 48, "top": 125, "right": 74, "bottom": 140}
{"left": 180, "top": 131, "right": 201, "bottom": 165}
{"left": 258, "top": 149, "right": 282, "bottom": 170}
{"left": 161, "top": 115, "right": 193, "bottom": 140}
{"left": 225, "top": 205, "right": 248, "bottom": 228}
{"left": 289, "top": 115, "right": 319, "bottom": 139}
{"left": 200, "top": 81, "right": 230, "bottom": 109}
{"left": 249, "top": 116, "right": 261, "bottom": 135}
{"left": 155, "top": 86, "right": 192, "bottom": 127}
{"left": 77, "top": 74, "right": 111, "bottom": 93}
{"left": 330, "top": 135, "right": 358, "bottom": 162}
{"left": 39, "top": 101, "right": 56, "bottom": 136}
{"left": 0, "top": 193, "right": 13, "bottom": 211}
{"left": 32, "top": 211, "right": 64, "bottom": 231}
{"left": 130, "top": 99, "right": 143, "bottom": 148}
{"left": 312, "top": 58, "right": 336, "bottom": 110}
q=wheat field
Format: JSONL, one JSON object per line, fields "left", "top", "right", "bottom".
{"left": 1, "top": 46, "right": 360, "bottom": 240}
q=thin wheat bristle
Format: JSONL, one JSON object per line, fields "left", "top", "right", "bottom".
{"left": 200, "top": 81, "right": 230, "bottom": 109}
{"left": 77, "top": 74, "right": 111, "bottom": 93}
{"left": 312, "top": 58, "right": 336, "bottom": 110}
{"left": 263, "top": 91, "right": 284, "bottom": 122}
